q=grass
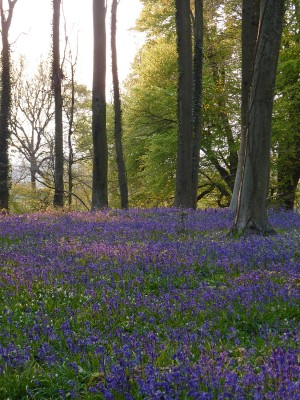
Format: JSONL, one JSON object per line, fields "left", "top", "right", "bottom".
{"left": 0, "top": 207, "right": 299, "bottom": 399}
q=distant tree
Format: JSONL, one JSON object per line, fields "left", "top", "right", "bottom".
{"left": 62, "top": 81, "right": 93, "bottom": 210}
{"left": 123, "top": 38, "right": 178, "bottom": 207}
{"left": 10, "top": 59, "right": 54, "bottom": 190}
{"left": 52, "top": 0, "right": 64, "bottom": 207}
{"left": 231, "top": 0, "right": 285, "bottom": 235}
{"left": 111, "top": 0, "right": 128, "bottom": 209}
{"left": 61, "top": 26, "right": 79, "bottom": 207}
{"left": 92, "top": 0, "right": 108, "bottom": 209}
{"left": 0, "top": 0, "right": 18, "bottom": 210}
{"left": 65, "top": 55, "right": 76, "bottom": 207}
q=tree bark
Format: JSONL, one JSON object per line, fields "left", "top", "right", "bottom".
{"left": 231, "top": 0, "right": 285, "bottom": 235}
{"left": 111, "top": 0, "right": 128, "bottom": 209}
{"left": 230, "top": 0, "right": 260, "bottom": 212}
{"left": 191, "top": 0, "right": 203, "bottom": 209}
{"left": 0, "top": 0, "right": 18, "bottom": 211}
{"left": 92, "top": 0, "right": 108, "bottom": 210}
{"left": 174, "top": 0, "right": 193, "bottom": 208}
{"left": 52, "top": 0, "right": 64, "bottom": 207}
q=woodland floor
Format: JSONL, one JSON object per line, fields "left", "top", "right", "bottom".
{"left": 0, "top": 208, "right": 299, "bottom": 399}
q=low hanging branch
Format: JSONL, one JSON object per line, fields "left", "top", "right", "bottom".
{"left": 35, "top": 176, "right": 89, "bottom": 210}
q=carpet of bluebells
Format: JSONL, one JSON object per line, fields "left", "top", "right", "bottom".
{"left": 0, "top": 208, "right": 299, "bottom": 399}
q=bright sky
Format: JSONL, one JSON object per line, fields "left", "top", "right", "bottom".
{"left": 9, "top": 0, "right": 143, "bottom": 91}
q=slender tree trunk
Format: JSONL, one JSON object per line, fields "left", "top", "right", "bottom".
{"left": 230, "top": 0, "right": 260, "bottom": 211}
{"left": 30, "top": 156, "right": 37, "bottom": 191}
{"left": 0, "top": 0, "right": 17, "bottom": 211}
{"left": 111, "top": 0, "right": 128, "bottom": 209}
{"left": 174, "top": 0, "right": 193, "bottom": 208}
{"left": 92, "top": 0, "right": 108, "bottom": 210}
{"left": 191, "top": 0, "right": 203, "bottom": 209}
{"left": 52, "top": 0, "right": 64, "bottom": 207}
{"left": 68, "top": 63, "right": 75, "bottom": 207}
{"left": 231, "top": 0, "right": 285, "bottom": 235}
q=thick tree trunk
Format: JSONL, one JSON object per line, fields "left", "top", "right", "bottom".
{"left": 174, "top": 0, "right": 193, "bottom": 208}
{"left": 52, "top": 0, "right": 64, "bottom": 207}
{"left": 111, "top": 0, "right": 128, "bottom": 210}
{"left": 191, "top": 0, "right": 203, "bottom": 209}
{"left": 0, "top": 0, "right": 17, "bottom": 211}
{"left": 231, "top": 0, "right": 285, "bottom": 235}
{"left": 230, "top": 0, "right": 260, "bottom": 212}
{"left": 92, "top": 0, "right": 108, "bottom": 210}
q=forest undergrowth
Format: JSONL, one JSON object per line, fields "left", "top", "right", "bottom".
{"left": 0, "top": 208, "right": 299, "bottom": 399}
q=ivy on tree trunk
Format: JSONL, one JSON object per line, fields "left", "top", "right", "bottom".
{"left": 0, "top": 0, "right": 18, "bottom": 211}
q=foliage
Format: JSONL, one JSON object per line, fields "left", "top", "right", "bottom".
{"left": 136, "top": 0, "right": 176, "bottom": 39}
{"left": 9, "top": 183, "right": 52, "bottom": 214}
{"left": 0, "top": 208, "right": 299, "bottom": 398}
{"left": 272, "top": 1, "right": 300, "bottom": 207}
{"left": 123, "top": 38, "right": 177, "bottom": 206}
{"left": 123, "top": 0, "right": 242, "bottom": 208}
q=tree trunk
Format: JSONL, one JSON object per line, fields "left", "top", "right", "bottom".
{"left": 231, "top": 0, "right": 285, "bottom": 235}
{"left": 230, "top": 0, "right": 260, "bottom": 212}
{"left": 30, "top": 155, "right": 37, "bottom": 191}
{"left": 111, "top": 0, "right": 128, "bottom": 209}
{"left": 191, "top": 0, "right": 203, "bottom": 209}
{"left": 92, "top": 0, "right": 108, "bottom": 210}
{"left": 174, "top": 0, "right": 193, "bottom": 208}
{"left": 0, "top": 0, "right": 17, "bottom": 211}
{"left": 52, "top": 0, "right": 64, "bottom": 207}
{"left": 68, "top": 63, "right": 75, "bottom": 207}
